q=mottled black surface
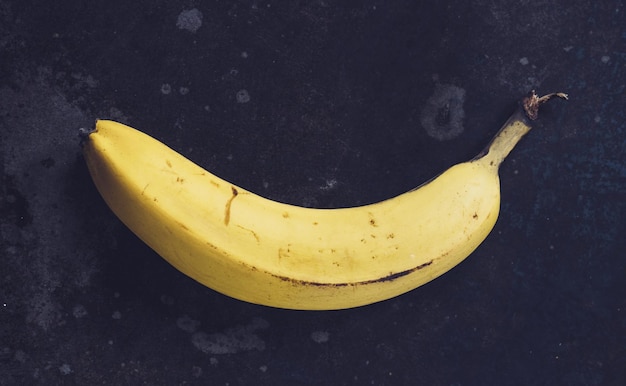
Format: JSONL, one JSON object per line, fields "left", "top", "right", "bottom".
{"left": 1, "top": 1, "right": 625, "bottom": 385}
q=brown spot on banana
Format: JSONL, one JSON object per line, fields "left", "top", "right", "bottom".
{"left": 278, "top": 245, "right": 292, "bottom": 260}
{"left": 368, "top": 212, "right": 378, "bottom": 227}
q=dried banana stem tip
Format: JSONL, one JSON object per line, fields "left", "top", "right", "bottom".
{"left": 523, "top": 90, "right": 569, "bottom": 120}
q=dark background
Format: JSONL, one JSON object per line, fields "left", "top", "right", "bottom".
{"left": 1, "top": 1, "right": 624, "bottom": 385}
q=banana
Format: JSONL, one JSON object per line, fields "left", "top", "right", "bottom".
{"left": 81, "top": 91, "right": 566, "bottom": 310}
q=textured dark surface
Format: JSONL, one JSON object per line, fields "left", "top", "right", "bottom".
{"left": 1, "top": 1, "right": 625, "bottom": 385}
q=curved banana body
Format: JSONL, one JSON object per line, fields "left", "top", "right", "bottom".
{"left": 82, "top": 92, "right": 565, "bottom": 310}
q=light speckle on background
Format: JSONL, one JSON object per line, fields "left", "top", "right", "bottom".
{"left": 107, "top": 106, "right": 129, "bottom": 122}
{"left": 177, "top": 9, "right": 203, "bottom": 33}
{"left": 176, "top": 315, "right": 201, "bottom": 333}
{"left": 519, "top": 57, "right": 529, "bottom": 65}
{"left": 190, "top": 317, "right": 269, "bottom": 354}
{"left": 72, "top": 304, "right": 88, "bottom": 319}
{"left": 59, "top": 364, "right": 72, "bottom": 375}
{"left": 236, "top": 89, "right": 250, "bottom": 103}
{"left": 191, "top": 366, "right": 203, "bottom": 378}
{"left": 420, "top": 83, "right": 466, "bottom": 141}
{"left": 311, "top": 330, "right": 330, "bottom": 343}
{"left": 320, "top": 179, "right": 338, "bottom": 191}
{"left": 160, "top": 294, "right": 175, "bottom": 306}
{"left": 192, "top": 331, "right": 265, "bottom": 354}
{"left": 161, "top": 83, "right": 172, "bottom": 94}
{"left": 14, "top": 350, "right": 27, "bottom": 363}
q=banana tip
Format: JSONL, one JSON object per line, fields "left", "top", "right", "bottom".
{"left": 78, "top": 127, "right": 95, "bottom": 146}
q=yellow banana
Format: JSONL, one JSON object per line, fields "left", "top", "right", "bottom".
{"left": 81, "top": 91, "right": 566, "bottom": 310}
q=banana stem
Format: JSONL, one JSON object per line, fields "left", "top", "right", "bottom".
{"left": 476, "top": 91, "right": 568, "bottom": 170}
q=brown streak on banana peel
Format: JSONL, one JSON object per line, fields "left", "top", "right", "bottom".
{"left": 267, "top": 260, "right": 434, "bottom": 288}
{"left": 224, "top": 186, "right": 238, "bottom": 226}
{"left": 237, "top": 225, "right": 260, "bottom": 244}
